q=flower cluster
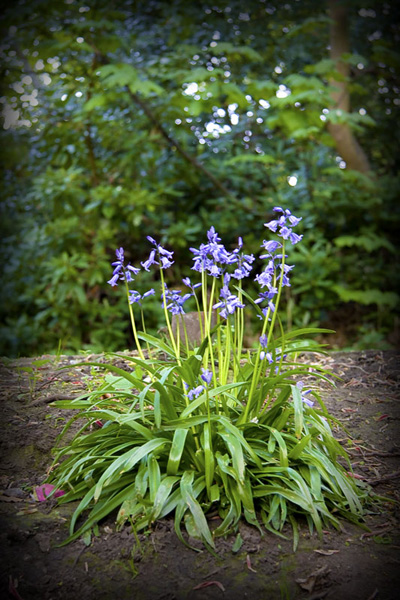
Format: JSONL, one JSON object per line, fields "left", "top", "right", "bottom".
{"left": 129, "top": 289, "right": 155, "bottom": 305}
{"left": 231, "top": 237, "right": 256, "bottom": 280}
{"left": 264, "top": 207, "right": 303, "bottom": 245}
{"left": 142, "top": 236, "right": 174, "bottom": 271}
{"left": 162, "top": 285, "right": 192, "bottom": 315}
{"left": 213, "top": 273, "right": 245, "bottom": 319}
{"left": 190, "top": 228, "right": 254, "bottom": 281}
{"left": 259, "top": 334, "right": 273, "bottom": 363}
{"left": 184, "top": 368, "right": 213, "bottom": 401}
{"left": 255, "top": 207, "right": 302, "bottom": 319}
{"left": 107, "top": 247, "right": 156, "bottom": 309}
{"left": 107, "top": 247, "right": 140, "bottom": 287}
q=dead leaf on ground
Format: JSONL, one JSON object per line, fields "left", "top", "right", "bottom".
{"left": 314, "top": 549, "right": 339, "bottom": 556}
{"left": 246, "top": 554, "right": 257, "bottom": 573}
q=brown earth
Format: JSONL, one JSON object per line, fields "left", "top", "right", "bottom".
{"left": 0, "top": 349, "right": 399, "bottom": 600}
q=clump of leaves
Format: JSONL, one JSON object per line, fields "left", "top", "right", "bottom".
{"left": 47, "top": 209, "right": 367, "bottom": 551}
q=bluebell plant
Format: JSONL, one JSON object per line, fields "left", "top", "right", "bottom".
{"left": 46, "top": 208, "right": 368, "bottom": 552}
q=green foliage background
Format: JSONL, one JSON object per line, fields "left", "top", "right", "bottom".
{"left": 0, "top": 0, "right": 399, "bottom": 357}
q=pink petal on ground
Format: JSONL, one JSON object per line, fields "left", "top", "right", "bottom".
{"left": 34, "top": 484, "right": 65, "bottom": 501}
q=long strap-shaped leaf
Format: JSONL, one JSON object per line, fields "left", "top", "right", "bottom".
{"left": 167, "top": 428, "right": 189, "bottom": 475}
{"left": 137, "top": 331, "right": 177, "bottom": 358}
{"left": 180, "top": 471, "right": 215, "bottom": 549}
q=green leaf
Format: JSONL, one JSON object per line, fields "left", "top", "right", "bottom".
{"left": 149, "top": 475, "right": 180, "bottom": 522}
{"left": 148, "top": 455, "right": 161, "bottom": 502}
{"left": 167, "top": 429, "right": 189, "bottom": 475}
{"left": 180, "top": 471, "right": 215, "bottom": 549}
{"left": 332, "top": 286, "right": 399, "bottom": 308}
{"left": 288, "top": 434, "right": 312, "bottom": 460}
{"left": 225, "top": 154, "right": 276, "bottom": 166}
{"left": 83, "top": 94, "right": 108, "bottom": 112}
{"left": 232, "top": 532, "right": 243, "bottom": 553}
{"left": 94, "top": 438, "right": 170, "bottom": 501}
{"left": 97, "top": 63, "right": 138, "bottom": 87}
{"left": 291, "top": 384, "right": 304, "bottom": 438}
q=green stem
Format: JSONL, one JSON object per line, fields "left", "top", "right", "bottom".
{"left": 124, "top": 279, "right": 145, "bottom": 360}
{"left": 241, "top": 242, "right": 286, "bottom": 423}
{"left": 266, "top": 242, "right": 286, "bottom": 349}
{"left": 159, "top": 267, "right": 180, "bottom": 363}
{"left": 140, "top": 308, "right": 152, "bottom": 359}
{"left": 201, "top": 271, "right": 218, "bottom": 388}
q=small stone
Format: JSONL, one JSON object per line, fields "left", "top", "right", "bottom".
{"left": 171, "top": 312, "right": 217, "bottom": 348}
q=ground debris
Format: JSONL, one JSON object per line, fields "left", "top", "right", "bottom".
{"left": 295, "top": 564, "right": 331, "bottom": 593}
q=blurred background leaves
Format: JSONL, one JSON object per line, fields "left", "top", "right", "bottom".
{"left": 0, "top": 0, "right": 399, "bottom": 356}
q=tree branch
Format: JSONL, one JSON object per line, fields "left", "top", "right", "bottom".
{"left": 127, "top": 89, "right": 234, "bottom": 199}
{"left": 87, "top": 45, "right": 235, "bottom": 198}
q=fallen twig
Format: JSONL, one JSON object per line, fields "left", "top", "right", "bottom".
{"left": 367, "top": 470, "right": 400, "bottom": 486}
{"left": 8, "top": 576, "right": 24, "bottom": 600}
{"left": 360, "top": 524, "right": 393, "bottom": 540}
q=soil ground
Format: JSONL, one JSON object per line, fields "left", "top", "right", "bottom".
{"left": 0, "top": 349, "right": 399, "bottom": 600}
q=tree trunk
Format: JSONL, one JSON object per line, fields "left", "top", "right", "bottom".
{"left": 327, "top": 0, "right": 371, "bottom": 174}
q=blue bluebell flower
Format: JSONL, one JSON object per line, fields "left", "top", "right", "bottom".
{"left": 264, "top": 207, "right": 303, "bottom": 245}
{"left": 162, "top": 285, "right": 192, "bottom": 315}
{"left": 142, "top": 236, "right": 174, "bottom": 270}
{"left": 141, "top": 249, "right": 158, "bottom": 272}
{"left": 129, "top": 288, "right": 155, "bottom": 305}
{"left": 187, "top": 385, "right": 205, "bottom": 401}
{"left": 201, "top": 368, "right": 213, "bottom": 385}
{"left": 190, "top": 226, "right": 236, "bottom": 277}
{"left": 182, "top": 277, "right": 202, "bottom": 292}
{"left": 230, "top": 237, "right": 255, "bottom": 280}
{"left": 108, "top": 247, "right": 140, "bottom": 286}
{"left": 259, "top": 334, "right": 273, "bottom": 362}
{"left": 296, "top": 381, "right": 314, "bottom": 407}
{"left": 213, "top": 274, "right": 245, "bottom": 319}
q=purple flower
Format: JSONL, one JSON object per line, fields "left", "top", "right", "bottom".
{"left": 289, "top": 231, "right": 303, "bottom": 245}
{"left": 259, "top": 335, "right": 273, "bottom": 362}
{"left": 230, "top": 237, "right": 255, "bottom": 280}
{"left": 160, "top": 256, "right": 174, "bottom": 269}
{"left": 143, "top": 236, "right": 174, "bottom": 270}
{"left": 212, "top": 274, "right": 245, "bottom": 319}
{"left": 108, "top": 247, "right": 140, "bottom": 287}
{"left": 162, "top": 285, "right": 192, "bottom": 315}
{"left": 201, "top": 368, "right": 213, "bottom": 385}
{"left": 190, "top": 226, "right": 236, "bottom": 277}
{"left": 182, "top": 277, "right": 202, "bottom": 292}
{"left": 296, "top": 381, "right": 314, "bottom": 407}
{"left": 34, "top": 484, "right": 65, "bottom": 502}
{"left": 129, "top": 288, "right": 155, "bottom": 305}
{"left": 261, "top": 240, "right": 281, "bottom": 254}
{"left": 108, "top": 273, "right": 120, "bottom": 287}
{"left": 187, "top": 385, "right": 205, "bottom": 401}
{"left": 264, "top": 207, "right": 302, "bottom": 245}
{"left": 141, "top": 249, "right": 158, "bottom": 272}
